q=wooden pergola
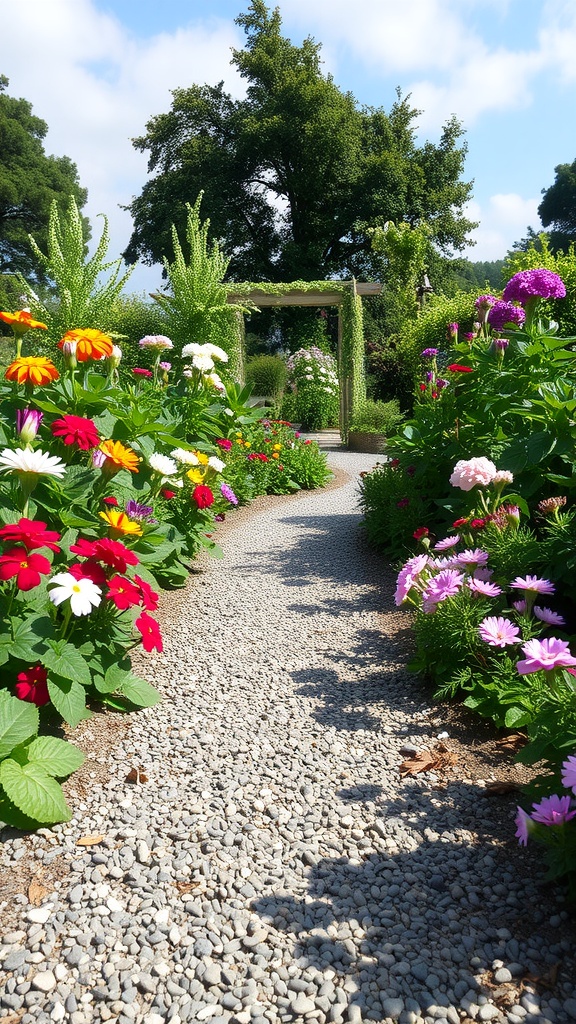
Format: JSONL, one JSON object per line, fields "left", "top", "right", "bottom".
{"left": 226, "top": 280, "right": 382, "bottom": 433}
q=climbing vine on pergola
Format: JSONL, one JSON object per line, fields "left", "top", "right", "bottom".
{"left": 225, "top": 280, "right": 382, "bottom": 438}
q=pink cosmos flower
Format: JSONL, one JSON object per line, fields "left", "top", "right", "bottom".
{"left": 530, "top": 794, "right": 576, "bottom": 827}
{"left": 468, "top": 579, "right": 502, "bottom": 598}
{"left": 449, "top": 457, "right": 497, "bottom": 491}
{"left": 472, "top": 567, "right": 494, "bottom": 581}
{"left": 434, "top": 535, "right": 460, "bottom": 551}
{"left": 516, "top": 637, "right": 576, "bottom": 674}
{"left": 515, "top": 806, "right": 532, "bottom": 846}
{"left": 479, "top": 616, "right": 520, "bottom": 647}
{"left": 455, "top": 548, "right": 489, "bottom": 568}
{"left": 422, "top": 569, "right": 464, "bottom": 611}
{"left": 509, "top": 575, "right": 555, "bottom": 595}
{"left": 394, "top": 554, "right": 429, "bottom": 606}
{"left": 561, "top": 755, "right": 576, "bottom": 794}
{"left": 533, "top": 606, "right": 566, "bottom": 626}
{"left": 512, "top": 599, "right": 527, "bottom": 614}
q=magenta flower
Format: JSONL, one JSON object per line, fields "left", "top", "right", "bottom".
{"left": 487, "top": 301, "right": 526, "bottom": 331}
{"left": 533, "top": 606, "right": 566, "bottom": 626}
{"left": 515, "top": 806, "right": 532, "bottom": 846}
{"left": 479, "top": 616, "right": 520, "bottom": 647}
{"left": 455, "top": 548, "right": 489, "bottom": 568}
{"left": 475, "top": 294, "right": 497, "bottom": 312}
{"left": 434, "top": 535, "right": 460, "bottom": 551}
{"left": 468, "top": 579, "right": 502, "bottom": 598}
{"left": 513, "top": 599, "right": 528, "bottom": 615}
{"left": 516, "top": 637, "right": 576, "bottom": 675}
{"left": 493, "top": 338, "right": 509, "bottom": 351}
{"left": 421, "top": 348, "right": 438, "bottom": 358}
{"left": 530, "top": 794, "right": 576, "bottom": 827}
{"left": 503, "top": 269, "right": 566, "bottom": 304}
{"left": 394, "top": 554, "right": 429, "bottom": 606}
{"left": 561, "top": 755, "right": 576, "bottom": 794}
{"left": 510, "top": 575, "right": 555, "bottom": 595}
{"left": 472, "top": 567, "right": 494, "bottom": 581}
{"left": 422, "top": 569, "right": 464, "bottom": 611}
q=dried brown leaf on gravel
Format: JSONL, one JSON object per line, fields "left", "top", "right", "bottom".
{"left": 495, "top": 733, "right": 527, "bottom": 752}
{"left": 484, "top": 781, "right": 521, "bottom": 796}
{"left": 27, "top": 879, "right": 49, "bottom": 905}
{"left": 76, "top": 834, "right": 105, "bottom": 846}
{"left": 399, "top": 745, "right": 458, "bottom": 776}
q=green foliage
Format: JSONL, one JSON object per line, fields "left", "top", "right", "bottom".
{"left": 285, "top": 346, "right": 339, "bottom": 430}
{"left": 245, "top": 355, "right": 287, "bottom": 399}
{"left": 0, "top": 76, "right": 87, "bottom": 284}
{"left": 21, "top": 196, "right": 133, "bottom": 346}
{"left": 124, "top": 3, "right": 475, "bottom": 282}
{"left": 538, "top": 159, "right": 576, "bottom": 253}
{"left": 108, "top": 293, "right": 168, "bottom": 372}
{"left": 359, "top": 462, "right": 427, "bottom": 556}
{"left": 152, "top": 195, "right": 245, "bottom": 379}
{"left": 348, "top": 398, "right": 404, "bottom": 435}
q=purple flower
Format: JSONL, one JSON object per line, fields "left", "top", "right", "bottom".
{"left": 447, "top": 322, "right": 458, "bottom": 338}
{"left": 434, "top": 535, "right": 460, "bottom": 551}
{"left": 436, "top": 378, "right": 449, "bottom": 391}
{"left": 530, "top": 794, "right": 576, "bottom": 827}
{"left": 464, "top": 331, "right": 476, "bottom": 342}
{"left": 159, "top": 361, "right": 172, "bottom": 371}
{"left": 510, "top": 575, "right": 555, "bottom": 595}
{"left": 475, "top": 294, "right": 497, "bottom": 312}
{"left": 487, "top": 301, "right": 526, "bottom": 331}
{"left": 515, "top": 806, "right": 532, "bottom": 846}
{"left": 468, "top": 579, "right": 502, "bottom": 598}
{"left": 16, "top": 408, "right": 43, "bottom": 444}
{"left": 426, "top": 371, "right": 433, "bottom": 382}
{"left": 394, "top": 554, "right": 429, "bottom": 605}
{"left": 455, "top": 548, "right": 489, "bottom": 569}
{"left": 512, "top": 599, "right": 528, "bottom": 615}
{"left": 479, "top": 616, "right": 520, "bottom": 647}
{"left": 533, "top": 606, "right": 566, "bottom": 626}
{"left": 516, "top": 637, "right": 576, "bottom": 674}
{"left": 125, "top": 499, "right": 156, "bottom": 523}
{"left": 422, "top": 569, "right": 464, "bottom": 611}
{"left": 220, "top": 482, "right": 238, "bottom": 506}
{"left": 493, "top": 338, "right": 509, "bottom": 351}
{"left": 91, "top": 449, "right": 107, "bottom": 469}
{"left": 561, "top": 755, "right": 576, "bottom": 794}
{"left": 421, "top": 348, "right": 438, "bottom": 358}
{"left": 503, "top": 269, "right": 566, "bottom": 305}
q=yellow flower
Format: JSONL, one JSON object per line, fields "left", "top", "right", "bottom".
{"left": 99, "top": 439, "right": 140, "bottom": 474}
{"left": 5, "top": 356, "right": 59, "bottom": 386}
{"left": 235, "top": 431, "right": 243, "bottom": 437}
{"left": 98, "top": 508, "right": 143, "bottom": 537}
{"left": 193, "top": 451, "right": 209, "bottom": 465}
{"left": 243, "top": 441, "right": 251, "bottom": 448}
{"left": 273, "top": 443, "right": 282, "bottom": 451}
{"left": 186, "top": 468, "right": 205, "bottom": 484}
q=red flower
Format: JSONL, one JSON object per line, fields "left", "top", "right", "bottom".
{"left": 419, "top": 383, "right": 427, "bottom": 392}
{"left": 69, "top": 560, "right": 107, "bottom": 586}
{"left": 447, "top": 364, "right": 473, "bottom": 373}
{"left": 106, "top": 574, "right": 142, "bottom": 610}
{"left": 470, "top": 518, "right": 488, "bottom": 529}
{"left": 397, "top": 498, "right": 410, "bottom": 509}
{"left": 216, "top": 438, "right": 232, "bottom": 451}
{"left": 70, "top": 537, "right": 139, "bottom": 574}
{"left": 452, "top": 517, "right": 469, "bottom": 528}
{"left": 133, "top": 574, "right": 159, "bottom": 611}
{"left": 192, "top": 485, "right": 214, "bottom": 509}
{"left": 431, "top": 391, "right": 438, "bottom": 399}
{"left": 133, "top": 367, "right": 153, "bottom": 378}
{"left": 0, "top": 518, "right": 60, "bottom": 552}
{"left": 51, "top": 414, "right": 100, "bottom": 450}
{"left": 15, "top": 665, "right": 50, "bottom": 706}
{"left": 390, "top": 459, "right": 400, "bottom": 469}
{"left": 136, "top": 612, "right": 163, "bottom": 653}
{"left": 103, "top": 496, "right": 119, "bottom": 506}
{"left": 413, "top": 527, "right": 429, "bottom": 540}
{"left": 160, "top": 488, "right": 177, "bottom": 500}
{"left": 0, "top": 547, "right": 51, "bottom": 590}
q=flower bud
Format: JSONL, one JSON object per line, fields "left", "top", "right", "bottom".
{"left": 16, "top": 407, "right": 43, "bottom": 445}
{"left": 62, "top": 339, "right": 78, "bottom": 370}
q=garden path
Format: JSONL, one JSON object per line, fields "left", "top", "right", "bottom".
{"left": 1, "top": 452, "right": 576, "bottom": 1024}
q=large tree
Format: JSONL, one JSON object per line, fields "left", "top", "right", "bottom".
{"left": 538, "top": 159, "right": 576, "bottom": 253}
{"left": 124, "top": 0, "right": 475, "bottom": 282}
{"left": 0, "top": 75, "right": 87, "bottom": 285}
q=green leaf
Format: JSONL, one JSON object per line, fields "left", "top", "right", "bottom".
{"left": 504, "top": 706, "right": 532, "bottom": 729}
{"left": 120, "top": 675, "right": 161, "bottom": 708}
{"left": 26, "top": 736, "right": 85, "bottom": 778}
{"left": 42, "top": 643, "right": 92, "bottom": 688}
{"left": 0, "top": 759, "right": 71, "bottom": 824}
{"left": 47, "top": 675, "right": 90, "bottom": 729}
{"left": 0, "top": 692, "right": 39, "bottom": 758}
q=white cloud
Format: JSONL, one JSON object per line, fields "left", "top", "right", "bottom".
{"left": 462, "top": 193, "right": 542, "bottom": 261}
{"left": 0, "top": 0, "right": 245, "bottom": 291}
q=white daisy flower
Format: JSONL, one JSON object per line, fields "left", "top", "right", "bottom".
{"left": 208, "top": 456, "right": 226, "bottom": 473}
{"left": 48, "top": 573, "right": 101, "bottom": 617}
{"left": 149, "top": 453, "right": 178, "bottom": 476}
{"left": 0, "top": 447, "right": 66, "bottom": 478}
{"left": 171, "top": 448, "right": 200, "bottom": 466}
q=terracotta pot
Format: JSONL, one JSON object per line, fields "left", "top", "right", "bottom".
{"left": 347, "top": 431, "right": 387, "bottom": 454}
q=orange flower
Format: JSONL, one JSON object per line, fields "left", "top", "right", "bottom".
{"left": 58, "top": 328, "right": 114, "bottom": 362}
{"left": 99, "top": 439, "right": 140, "bottom": 474}
{"left": 5, "top": 356, "right": 59, "bottom": 386}
{"left": 98, "top": 508, "right": 143, "bottom": 537}
{"left": 0, "top": 310, "right": 48, "bottom": 335}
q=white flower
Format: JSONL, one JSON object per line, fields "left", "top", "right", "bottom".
{"left": 171, "top": 448, "right": 200, "bottom": 466}
{"left": 149, "top": 453, "right": 178, "bottom": 476}
{"left": 191, "top": 354, "right": 215, "bottom": 373}
{"left": 304, "top": 374, "right": 314, "bottom": 381}
{"left": 183, "top": 368, "right": 194, "bottom": 379}
{"left": 48, "top": 572, "right": 101, "bottom": 617}
{"left": 0, "top": 447, "right": 66, "bottom": 478}
{"left": 203, "top": 344, "right": 229, "bottom": 363}
{"left": 181, "top": 343, "right": 204, "bottom": 358}
{"left": 208, "top": 456, "right": 226, "bottom": 473}
{"left": 492, "top": 470, "right": 514, "bottom": 485}
{"left": 206, "top": 372, "right": 226, "bottom": 392}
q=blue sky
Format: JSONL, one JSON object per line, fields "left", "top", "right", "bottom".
{"left": 2, "top": 0, "right": 576, "bottom": 294}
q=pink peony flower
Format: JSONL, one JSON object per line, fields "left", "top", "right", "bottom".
{"left": 530, "top": 793, "right": 576, "bottom": 827}
{"left": 479, "top": 616, "right": 520, "bottom": 647}
{"left": 516, "top": 637, "right": 576, "bottom": 674}
{"left": 449, "top": 457, "right": 497, "bottom": 491}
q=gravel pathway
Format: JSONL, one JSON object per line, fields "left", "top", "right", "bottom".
{"left": 1, "top": 450, "right": 576, "bottom": 1024}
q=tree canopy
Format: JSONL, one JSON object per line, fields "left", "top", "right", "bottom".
{"left": 0, "top": 75, "right": 87, "bottom": 286}
{"left": 538, "top": 159, "right": 576, "bottom": 253}
{"left": 124, "top": 0, "right": 476, "bottom": 283}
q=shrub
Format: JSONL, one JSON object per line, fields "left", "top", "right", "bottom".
{"left": 348, "top": 399, "right": 404, "bottom": 435}
{"left": 245, "top": 355, "right": 287, "bottom": 400}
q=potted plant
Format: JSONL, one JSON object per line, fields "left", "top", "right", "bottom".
{"left": 347, "top": 399, "right": 404, "bottom": 453}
